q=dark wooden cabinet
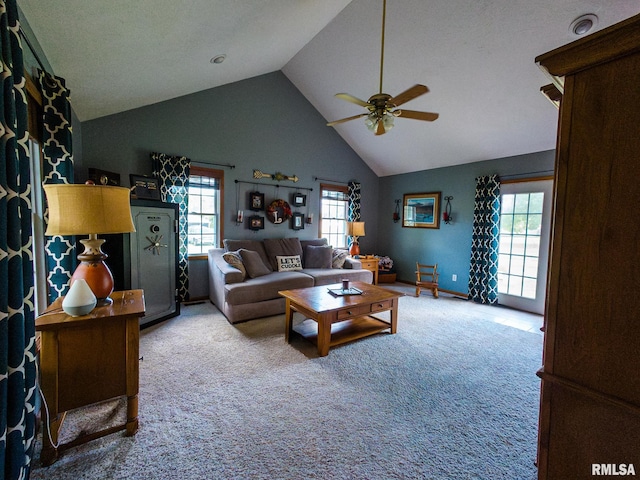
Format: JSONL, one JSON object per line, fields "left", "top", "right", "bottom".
{"left": 535, "top": 14, "right": 640, "bottom": 479}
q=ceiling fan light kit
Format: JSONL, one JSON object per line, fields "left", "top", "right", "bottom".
{"left": 327, "top": 0, "right": 438, "bottom": 135}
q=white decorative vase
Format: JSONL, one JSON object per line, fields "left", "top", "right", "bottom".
{"left": 62, "top": 278, "right": 97, "bottom": 316}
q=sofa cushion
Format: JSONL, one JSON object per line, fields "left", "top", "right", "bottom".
{"left": 224, "top": 239, "right": 273, "bottom": 271}
{"left": 239, "top": 249, "right": 271, "bottom": 278}
{"left": 304, "top": 245, "right": 332, "bottom": 269}
{"left": 276, "top": 255, "right": 303, "bottom": 272}
{"left": 300, "top": 238, "right": 328, "bottom": 263}
{"left": 264, "top": 238, "right": 303, "bottom": 271}
{"left": 225, "top": 271, "right": 314, "bottom": 305}
{"left": 222, "top": 250, "right": 247, "bottom": 280}
{"left": 331, "top": 248, "right": 349, "bottom": 269}
{"left": 303, "top": 267, "right": 373, "bottom": 286}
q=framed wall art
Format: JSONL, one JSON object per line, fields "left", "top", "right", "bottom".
{"left": 130, "top": 174, "right": 161, "bottom": 201}
{"left": 249, "top": 191, "right": 265, "bottom": 211}
{"left": 403, "top": 192, "right": 441, "bottom": 229}
{"left": 291, "top": 212, "right": 304, "bottom": 230}
{"left": 248, "top": 216, "right": 265, "bottom": 231}
{"left": 292, "top": 193, "right": 306, "bottom": 207}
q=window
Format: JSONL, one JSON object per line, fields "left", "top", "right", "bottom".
{"left": 187, "top": 167, "right": 224, "bottom": 256}
{"left": 320, "top": 184, "right": 348, "bottom": 248}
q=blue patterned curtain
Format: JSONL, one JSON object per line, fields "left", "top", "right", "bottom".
{"left": 468, "top": 175, "right": 501, "bottom": 304}
{"left": 39, "top": 71, "right": 75, "bottom": 302}
{"left": 151, "top": 152, "right": 190, "bottom": 302}
{"left": 0, "top": 1, "right": 38, "bottom": 477}
{"left": 347, "top": 181, "right": 361, "bottom": 249}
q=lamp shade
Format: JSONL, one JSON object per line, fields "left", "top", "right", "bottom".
{"left": 347, "top": 221, "right": 365, "bottom": 237}
{"left": 43, "top": 184, "right": 135, "bottom": 235}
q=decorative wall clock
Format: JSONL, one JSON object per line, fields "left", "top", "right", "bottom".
{"left": 266, "top": 199, "right": 292, "bottom": 224}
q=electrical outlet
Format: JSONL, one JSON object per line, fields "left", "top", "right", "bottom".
{"left": 452, "top": 274, "right": 457, "bottom": 281}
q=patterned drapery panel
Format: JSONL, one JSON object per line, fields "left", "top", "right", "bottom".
{"left": 39, "top": 70, "right": 75, "bottom": 302}
{"left": 468, "top": 174, "right": 501, "bottom": 304}
{"left": 347, "top": 181, "right": 361, "bottom": 249}
{"left": 0, "top": 2, "right": 38, "bottom": 477}
{"left": 151, "top": 152, "right": 190, "bottom": 302}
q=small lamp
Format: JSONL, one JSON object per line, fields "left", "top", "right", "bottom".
{"left": 43, "top": 183, "right": 136, "bottom": 306}
{"left": 347, "top": 221, "right": 365, "bottom": 256}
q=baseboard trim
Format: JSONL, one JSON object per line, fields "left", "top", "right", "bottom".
{"left": 396, "top": 280, "right": 468, "bottom": 299}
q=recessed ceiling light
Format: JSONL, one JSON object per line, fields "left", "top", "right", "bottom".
{"left": 569, "top": 14, "right": 598, "bottom": 36}
{"left": 210, "top": 54, "right": 226, "bottom": 64}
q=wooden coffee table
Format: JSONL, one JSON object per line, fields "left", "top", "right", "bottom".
{"left": 279, "top": 281, "right": 403, "bottom": 356}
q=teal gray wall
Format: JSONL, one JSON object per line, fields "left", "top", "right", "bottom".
{"left": 378, "top": 150, "right": 555, "bottom": 294}
{"left": 80, "top": 71, "right": 379, "bottom": 249}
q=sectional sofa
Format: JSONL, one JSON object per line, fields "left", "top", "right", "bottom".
{"left": 208, "top": 237, "right": 373, "bottom": 323}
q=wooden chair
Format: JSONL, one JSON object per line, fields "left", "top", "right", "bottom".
{"left": 415, "top": 263, "right": 439, "bottom": 298}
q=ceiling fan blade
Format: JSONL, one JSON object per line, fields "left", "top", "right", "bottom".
{"left": 375, "top": 119, "right": 386, "bottom": 136}
{"left": 396, "top": 109, "right": 439, "bottom": 121}
{"left": 335, "top": 93, "right": 370, "bottom": 108}
{"left": 326, "top": 113, "right": 367, "bottom": 127}
{"left": 389, "top": 84, "right": 429, "bottom": 107}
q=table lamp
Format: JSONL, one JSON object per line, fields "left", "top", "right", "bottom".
{"left": 43, "top": 183, "right": 136, "bottom": 306}
{"left": 347, "top": 221, "right": 365, "bottom": 256}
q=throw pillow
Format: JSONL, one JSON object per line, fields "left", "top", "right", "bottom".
{"left": 276, "top": 255, "right": 303, "bottom": 272}
{"left": 332, "top": 249, "right": 349, "bottom": 269}
{"left": 264, "top": 238, "right": 303, "bottom": 271}
{"left": 304, "top": 245, "right": 332, "bottom": 269}
{"left": 222, "top": 251, "right": 246, "bottom": 280}
{"left": 239, "top": 249, "right": 271, "bottom": 278}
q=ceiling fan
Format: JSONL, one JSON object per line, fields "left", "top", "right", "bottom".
{"left": 327, "top": 0, "right": 439, "bottom": 136}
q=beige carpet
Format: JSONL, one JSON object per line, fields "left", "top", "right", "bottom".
{"left": 30, "top": 284, "right": 543, "bottom": 479}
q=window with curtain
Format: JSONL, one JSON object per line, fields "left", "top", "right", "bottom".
{"left": 188, "top": 166, "right": 224, "bottom": 256}
{"left": 320, "top": 184, "right": 348, "bottom": 247}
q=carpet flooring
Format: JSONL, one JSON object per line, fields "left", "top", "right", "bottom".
{"left": 30, "top": 284, "right": 543, "bottom": 479}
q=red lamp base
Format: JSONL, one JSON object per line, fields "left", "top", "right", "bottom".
{"left": 72, "top": 234, "right": 114, "bottom": 305}
{"left": 349, "top": 242, "right": 360, "bottom": 256}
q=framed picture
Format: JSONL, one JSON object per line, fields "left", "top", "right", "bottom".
{"left": 291, "top": 212, "right": 304, "bottom": 230}
{"left": 130, "top": 174, "right": 161, "bottom": 201}
{"left": 292, "top": 193, "right": 306, "bottom": 207}
{"left": 89, "top": 168, "right": 120, "bottom": 186}
{"left": 403, "top": 192, "right": 441, "bottom": 229}
{"left": 248, "top": 215, "right": 264, "bottom": 231}
{"left": 249, "top": 191, "right": 264, "bottom": 211}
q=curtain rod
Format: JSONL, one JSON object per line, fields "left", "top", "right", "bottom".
{"left": 18, "top": 29, "right": 50, "bottom": 77}
{"left": 500, "top": 170, "right": 554, "bottom": 181}
{"left": 235, "top": 179, "right": 313, "bottom": 191}
{"left": 192, "top": 161, "right": 235, "bottom": 169}
{"left": 313, "top": 176, "right": 349, "bottom": 185}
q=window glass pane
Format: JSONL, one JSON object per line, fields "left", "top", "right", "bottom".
{"left": 498, "top": 273, "right": 509, "bottom": 294}
{"left": 529, "top": 192, "right": 544, "bottom": 214}
{"left": 500, "top": 215, "right": 513, "bottom": 234}
{"left": 509, "top": 255, "right": 524, "bottom": 275}
{"left": 524, "top": 256, "right": 538, "bottom": 277}
{"left": 511, "top": 235, "right": 526, "bottom": 255}
{"left": 501, "top": 194, "right": 515, "bottom": 214}
{"left": 508, "top": 276, "right": 523, "bottom": 296}
{"left": 514, "top": 194, "right": 529, "bottom": 213}
{"left": 499, "top": 235, "right": 512, "bottom": 254}
{"left": 527, "top": 214, "right": 542, "bottom": 234}
{"left": 498, "top": 254, "right": 511, "bottom": 274}
{"left": 525, "top": 235, "right": 540, "bottom": 256}
{"left": 512, "top": 214, "right": 528, "bottom": 234}
{"left": 522, "top": 278, "right": 537, "bottom": 299}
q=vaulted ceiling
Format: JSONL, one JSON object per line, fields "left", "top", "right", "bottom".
{"left": 19, "top": 0, "right": 640, "bottom": 176}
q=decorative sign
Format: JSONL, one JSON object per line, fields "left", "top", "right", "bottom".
{"left": 253, "top": 169, "right": 299, "bottom": 183}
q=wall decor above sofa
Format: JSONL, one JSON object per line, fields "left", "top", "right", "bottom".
{"left": 266, "top": 199, "right": 292, "bottom": 224}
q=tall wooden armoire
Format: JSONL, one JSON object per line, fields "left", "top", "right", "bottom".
{"left": 535, "top": 14, "right": 640, "bottom": 479}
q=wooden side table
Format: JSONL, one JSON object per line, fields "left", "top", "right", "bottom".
{"left": 353, "top": 256, "right": 379, "bottom": 284}
{"left": 36, "top": 290, "right": 145, "bottom": 465}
